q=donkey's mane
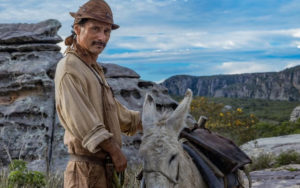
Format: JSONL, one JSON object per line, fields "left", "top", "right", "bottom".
{"left": 156, "top": 108, "right": 173, "bottom": 126}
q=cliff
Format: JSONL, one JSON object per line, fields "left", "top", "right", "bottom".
{"left": 162, "top": 66, "right": 300, "bottom": 101}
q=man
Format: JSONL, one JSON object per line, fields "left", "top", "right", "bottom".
{"left": 54, "top": 0, "right": 142, "bottom": 187}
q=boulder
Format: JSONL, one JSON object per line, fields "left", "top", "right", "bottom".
{"left": 0, "top": 20, "right": 63, "bottom": 171}
{"left": 241, "top": 134, "right": 300, "bottom": 158}
{"left": 243, "top": 164, "right": 300, "bottom": 188}
{"left": 290, "top": 106, "right": 300, "bottom": 122}
{"left": 100, "top": 63, "right": 140, "bottom": 78}
{"left": 0, "top": 19, "right": 62, "bottom": 44}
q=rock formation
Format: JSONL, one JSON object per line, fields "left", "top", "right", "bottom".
{"left": 241, "top": 134, "right": 300, "bottom": 158}
{"left": 0, "top": 19, "right": 63, "bottom": 171}
{"left": 0, "top": 20, "right": 191, "bottom": 172}
{"left": 162, "top": 66, "right": 300, "bottom": 101}
{"left": 290, "top": 106, "right": 300, "bottom": 122}
{"left": 243, "top": 164, "right": 300, "bottom": 188}
{"left": 241, "top": 135, "right": 300, "bottom": 188}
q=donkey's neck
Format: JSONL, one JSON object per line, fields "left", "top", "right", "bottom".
{"left": 178, "top": 145, "right": 207, "bottom": 188}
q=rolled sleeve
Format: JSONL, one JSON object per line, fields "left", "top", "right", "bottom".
{"left": 115, "top": 99, "right": 141, "bottom": 136}
{"left": 57, "top": 73, "right": 112, "bottom": 153}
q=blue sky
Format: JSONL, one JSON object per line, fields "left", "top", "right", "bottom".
{"left": 1, "top": 0, "right": 300, "bottom": 82}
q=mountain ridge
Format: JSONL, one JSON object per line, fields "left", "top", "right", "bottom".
{"left": 161, "top": 65, "right": 300, "bottom": 101}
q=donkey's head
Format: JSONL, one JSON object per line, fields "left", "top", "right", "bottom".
{"left": 139, "top": 89, "right": 193, "bottom": 188}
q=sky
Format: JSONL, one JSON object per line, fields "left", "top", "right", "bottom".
{"left": 0, "top": 0, "right": 300, "bottom": 82}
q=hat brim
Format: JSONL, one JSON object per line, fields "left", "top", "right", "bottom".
{"left": 70, "top": 12, "right": 77, "bottom": 18}
{"left": 69, "top": 12, "right": 119, "bottom": 30}
{"left": 111, "top": 23, "right": 119, "bottom": 30}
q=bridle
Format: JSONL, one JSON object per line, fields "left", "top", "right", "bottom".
{"left": 142, "top": 164, "right": 180, "bottom": 187}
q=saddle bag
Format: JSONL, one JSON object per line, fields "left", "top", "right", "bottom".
{"left": 179, "top": 116, "right": 252, "bottom": 188}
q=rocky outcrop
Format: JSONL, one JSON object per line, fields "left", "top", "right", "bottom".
{"left": 241, "top": 135, "right": 300, "bottom": 188}
{"left": 100, "top": 63, "right": 140, "bottom": 79}
{"left": 162, "top": 66, "right": 300, "bottom": 101}
{"left": 0, "top": 19, "right": 63, "bottom": 171}
{"left": 243, "top": 164, "right": 300, "bottom": 188}
{"left": 290, "top": 106, "right": 300, "bottom": 122}
{"left": 241, "top": 134, "right": 300, "bottom": 158}
{"left": 0, "top": 20, "right": 191, "bottom": 172}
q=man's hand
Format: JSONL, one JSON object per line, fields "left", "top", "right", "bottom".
{"left": 137, "top": 120, "right": 143, "bottom": 132}
{"left": 99, "top": 138, "right": 127, "bottom": 172}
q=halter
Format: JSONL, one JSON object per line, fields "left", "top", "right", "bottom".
{"left": 143, "top": 164, "right": 180, "bottom": 186}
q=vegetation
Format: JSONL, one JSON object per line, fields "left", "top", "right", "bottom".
{"left": 249, "top": 153, "right": 274, "bottom": 171}
{"left": 208, "top": 97, "right": 300, "bottom": 123}
{"left": 172, "top": 95, "right": 300, "bottom": 145}
{"left": 171, "top": 95, "right": 300, "bottom": 123}
{"left": 253, "top": 121, "right": 300, "bottom": 138}
{"left": 1, "top": 160, "right": 46, "bottom": 188}
{"left": 190, "top": 96, "right": 258, "bottom": 145}
{"left": 249, "top": 150, "right": 300, "bottom": 171}
{"left": 0, "top": 159, "right": 139, "bottom": 188}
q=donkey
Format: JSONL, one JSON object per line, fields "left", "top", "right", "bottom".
{"left": 139, "top": 89, "right": 207, "bottom": 188}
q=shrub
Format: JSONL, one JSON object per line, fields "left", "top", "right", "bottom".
{"left": 249, "top": 151, "right": 300, "bottom": 171}
{"left": 253, "top": 120, "right": 300, "bottom": 138}
{"left": 249, "top": 153, "right": 275, "bottom": 171}
{"left": 190, "top": 96, "right": 258, "bottom": 145}
{"left": 275, "top": 150, "right": 300, "bottom": 166}
{"left": 7, "top": 159, "right": 46, "bottom": 188}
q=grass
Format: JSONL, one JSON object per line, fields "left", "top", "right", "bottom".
{"left": 208, "top": 97, "right": 300, "bottom": 123}
{"left": 249, "top": 150, "right": 300, "bottom": 171}
{"left": 172, "top": 95, "right": 300, "bottom": 145}
{"left": 249, "top": 153, "right": 275, "bottom": 171}
{"left": 275, "top": 151, "right": 300, "bottom": 166}
{"left": 171, "top": 95, "right": 300, "bottom": 123}
{"left": 0, "top": 163, "right": 141, "bottom": 188}
{"left": 0, "top": 170, "right": 63, "bottom": 188}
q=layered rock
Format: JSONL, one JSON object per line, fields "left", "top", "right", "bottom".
{"left": 290, "top": 106, "right": 300, "bottom": 122}
{"left": 241, "top": 135, "right": 300, "bottom": 187}
{"left": 162, "top": 66, "right": 300, "bottom": 101}
{"left": 241, "top": 134, "right": 300, "bottom": 158}
{"left": 0, "top": 20, "right": 63, "bottom": 171}
{"left": 243, "top": 164, "right": 300, "bottom": 188}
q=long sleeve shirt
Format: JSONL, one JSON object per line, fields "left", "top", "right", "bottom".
{"left": 55, "top": 52, "right": 141, "bottom": 158}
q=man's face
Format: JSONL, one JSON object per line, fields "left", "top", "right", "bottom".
{"left": 74, "top": 19, "right": 111, "bottom": 55}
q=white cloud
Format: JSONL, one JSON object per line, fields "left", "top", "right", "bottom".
{"left": 284, "top": 61, "right": 300, "bottom": 69}
{"left": 292, "top": 41, "right": 300, "bottom": 48}
{"left": 108, "top": 27, "right": 300, "bottom": 53}
{"left": 155, "top": 78, "right": 166, "bottom": 84}
{"left": 57, "top": 40, "right": 67, "bottom": 54}
{"left": 217, "top": 62, "right": 275, "bottom": 74}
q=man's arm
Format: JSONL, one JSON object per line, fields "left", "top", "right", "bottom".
{"left": 115, "top": 99, "right": 143, "bottom": 135}
{"left": 57, "top": 73, "right": 113, "bottom": 153}
{"left": 99, "top": 138, "right": 127, "bottom": 172}
{"left": 57, "top": 73, "right": 128, "bottom": 172}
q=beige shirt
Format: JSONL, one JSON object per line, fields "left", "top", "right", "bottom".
{"left": 55, "top": 52, "right": 141, "bottom": 158}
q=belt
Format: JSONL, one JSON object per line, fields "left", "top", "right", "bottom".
{"left": 69, "top": 154, "right": 106, "bottom": 166}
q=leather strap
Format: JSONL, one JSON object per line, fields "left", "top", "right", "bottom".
{"left": 69, "top": 154, "right": 105, "bottom": 166}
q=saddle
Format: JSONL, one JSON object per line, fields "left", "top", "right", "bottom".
{"left": 179, "top": 116, "right": 252, "bottom": 188}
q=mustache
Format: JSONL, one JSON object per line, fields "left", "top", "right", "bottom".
{"left": 92, "top": 41, "right": 106, "bottom": 47}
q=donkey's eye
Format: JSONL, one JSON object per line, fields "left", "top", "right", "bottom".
{"left": 169, "top": 154, "right": 178, "bottom": 165}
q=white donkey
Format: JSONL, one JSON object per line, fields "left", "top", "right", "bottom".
{"left": 139, "top": 89, "right": 207, "bottom": 188}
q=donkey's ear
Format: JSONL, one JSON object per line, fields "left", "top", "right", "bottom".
{"left": 142, "top": 93, "right": 157, "bottom": 129}
{"left": 166, "top": 89, "right": 193, "bottom": 134}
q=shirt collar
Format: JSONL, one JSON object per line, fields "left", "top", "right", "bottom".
{"left": 68, "top": 43, "right": 98, "bottom": 67}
